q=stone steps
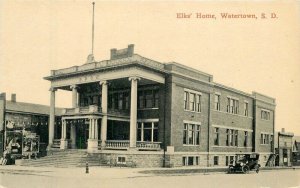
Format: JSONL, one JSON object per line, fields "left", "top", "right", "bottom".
{"left": 16, "top": 150, "right": 106, "bottom": 168}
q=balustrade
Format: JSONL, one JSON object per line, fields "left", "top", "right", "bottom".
{"left": 105, "top": 140, "right": 130, "bottom": 149}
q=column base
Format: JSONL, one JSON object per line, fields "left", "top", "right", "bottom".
{"left": 101, "top": 140, "right": 106, "bottom": 150}
{"left": 60, "top": 139, "right": 68, "bottom": 150}
{"left": 87, "top": 139, "right": 98, "bottom": 153}
{"left": 47, "top": 144, "right": 53, "bottom": 151}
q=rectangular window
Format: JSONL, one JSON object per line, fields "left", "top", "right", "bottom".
{"left": 182, "top": 157, "right": 186, "bottom": 166}
{"left": 138, "top": 89, "right": 159, "bottom": 109}
{"left": 118, "top": 93, "right": 123, "bottom": 110}
{"left": 183, "top": 156, "right": 199, "bottom": 166}
{"left": 196, "top": 94, "right": 201, "bottom": 112}
{"left": 184, "top": 91, "right": 188, "bottom": 110}
{"left": 188, "top": 157, "right": 194, "bottom": 166}
{"left": 227, "top": 97, "right": 239, "bottom": 114}
{"left": 214, "top": 94, "right": 220, "bottom": 111}
{"left": 195, "top": 156, "right": 199, "bottom": 165}
{"left": 183, "top": 123, "right": 200, "bottom": 145}
{"left": 189, "top": 93, "right": 196, "bottom": 111}
{"left": 183, "top": 123, "right": 188, "bottom": 145}
{"left": 260, "top": 134, "right": 269, "bottom": 144}
{"left": 244, "top": 131, "right": 248, "bottom": 147}
{"left": 117, "top": 156, "right": 126, "bottom": 164}
{"left": 138, "top": 91, "right": 144, "bottom": 109}
{"left": 154, "top": 89, "right": 159, "bottom": 108}
{"left": 214, "top": 156, "right": 219, "bottom": 166}
{"left": 214, "top": 128, "right": 219, "bottom": 145}
{"left": 261, "top": 110, "right": 270, "bottom": 120}
{"left": 226, "top": 129, "right": 234, "bottom": 146}
{"left": 266, "top": 134, "right": 270, "bottom": 144}
{"left": 226, "top": 156, "right": 229, "bottom": 166}
{"left": 113, "top": 93, "right": 119, "bottom": 109}
{"left": 184, "top": 90, "right": 201, "bottom": 112}
{"left": 145, "top": 90, "right": 153, "bottom": 108}
{"left": 234, "top": 130, "right": 238, "bottom": 146}
{"left": 244, "top": 102, "right": 248, "bottom": 116}
{"left": 137, "top": 122, "right": 159, "bottom": 142}
{"left": 188, "top": 124, "right": 194, "bottom": 145}
{"left": 124, "top": 92, "right": 129, "bottom": 110}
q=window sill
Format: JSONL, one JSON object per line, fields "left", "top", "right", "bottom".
{"left": 183, "top": 144, "right": 200, "bottom": 147}
{"left": 138, "top": 108, "right": 159, "bottom": 110}
{"left": 184, "top": 109, "right": 201, "bottom": 114}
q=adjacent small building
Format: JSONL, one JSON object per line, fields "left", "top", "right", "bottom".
{"left": 292, "top": 136, "right": 300, "bottom": 166}
{"left": 0, "top": 93, "right": 62, "bottom": 157}
{"left": 275, "top": 128, "right": 294, "bottom": 166}
{"left": 43, "top": 44, "right": 276, "bottom": 167}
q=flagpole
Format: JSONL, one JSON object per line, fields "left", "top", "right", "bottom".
{"left": 92, "top": 2, "right": 95, "bottom": 55}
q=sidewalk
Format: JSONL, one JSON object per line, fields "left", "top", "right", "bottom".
{"left": 0, "top": 165, "right": 299, "bottom": 179}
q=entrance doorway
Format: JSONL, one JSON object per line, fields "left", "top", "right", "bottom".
{"left": 76, "top": 121, "right": 89, "bottom": 149}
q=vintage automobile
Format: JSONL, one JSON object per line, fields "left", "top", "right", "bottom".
{"left": 228, "top": 153, "right": 261, "bottom": 174}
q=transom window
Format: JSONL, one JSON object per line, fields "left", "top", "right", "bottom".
{"left": 183, "top": 123, "right": 200, "bottom": 145}
{"left": 137, "top": 122, "right": 159, "bottom": 142}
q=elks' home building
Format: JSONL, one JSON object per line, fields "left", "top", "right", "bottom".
{"left": 43, "top": 44, "right": 275, "bottom": 167}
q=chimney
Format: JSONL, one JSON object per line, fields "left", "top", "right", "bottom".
{"left": 281, "top": 128, "right": 285, "bottom": 133}
{"left": 11, "top": 93, "right": 16, "bottom": 102}
{"left": 0, "top": 93, "right": 6, "bottom": 100}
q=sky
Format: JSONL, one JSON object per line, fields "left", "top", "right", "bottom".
{"left": 0, "top": 1, "right": 299, "bottom": 134}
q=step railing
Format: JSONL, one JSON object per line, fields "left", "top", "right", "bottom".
{"left": 136, "top": 141, "right": 162, "bottom": 150}
{"left": 105, "top": 140, "right": 129, "bottom": 149}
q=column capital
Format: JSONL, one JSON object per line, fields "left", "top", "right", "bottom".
{"left": 129, "top": 77, "right": 141, "bottom": 81}
{"left": 49, "top": 87, "right": 57, "bottom": 92}
{"left": 70, "top": 85, "right": 78, "bottom": 90}
{"left": 99, "top": 80, "right": 108, "bottom": 86}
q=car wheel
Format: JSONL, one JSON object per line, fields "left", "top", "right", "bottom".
{"left": 242, "top": 166, "right": 250, "bottom": 174}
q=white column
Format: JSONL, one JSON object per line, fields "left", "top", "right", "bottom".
{"left": 129, "top": 77, "right": 140, "bottom": 148}
{"left": 70, "top": 85, "right": 78, "bottom": 108}
{"left": 60, "top": 120, "right": 68, "bottom": 149}
{"left": 48, "top": 87, "right": 56, "bottom": 149}
{"left": 100, "top": 80, "right": 108, "bottom": 148}
{"left": 87, "top": 118, "right": 98, "bottom": 153}
{"left": 89, "top": 119, "right": 92, "bottom": 139}
{"left": 95, "top": 119, "right": 98, "bottom": 140}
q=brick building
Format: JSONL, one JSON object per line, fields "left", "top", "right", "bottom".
{"left": 44, "top": 44, "right": 276, "bottom": 167}
{"left": 0, "top": 93, "right": 62, "bottom": 157}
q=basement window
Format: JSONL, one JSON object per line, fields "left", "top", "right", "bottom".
{"left": 117, "top": 156, "right": 126, "bottom": 164}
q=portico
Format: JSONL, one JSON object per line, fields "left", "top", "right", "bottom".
{"left": 45, "top": 45, "right": 166, "bottom": 153}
